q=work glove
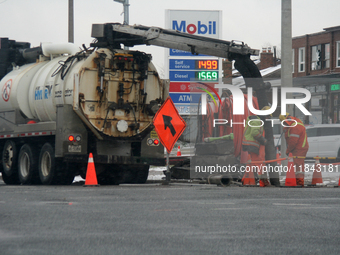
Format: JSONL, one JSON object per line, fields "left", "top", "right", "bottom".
{"left": 256, "top": 136, "right": 267, "bottom": 145}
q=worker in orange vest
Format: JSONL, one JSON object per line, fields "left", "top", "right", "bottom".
{"left": 242, "top": 115, "right": 270, "bottom": 187}
{"left": 279, "top": 113, "right": 309, "bottom": 186}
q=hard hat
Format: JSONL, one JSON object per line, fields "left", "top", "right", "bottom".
{"left": 261, "top": 106, "right": 272, "bottom": 117}
{"left": 279, "top": 113, "right": 289, "bottom": 122}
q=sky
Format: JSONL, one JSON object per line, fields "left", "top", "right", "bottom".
{"left": 0, "top": 0, "right": 339, "bottom": 77}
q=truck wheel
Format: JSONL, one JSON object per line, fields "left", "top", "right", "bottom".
{"left": 135, "top": 165, "right": 150, "bottom": 184}
{"left": 122, "top": 165, "right": 150, "bottom": 184}
{"left": 96, "top": 165, "right": 120, "bottom": 185}
{"left": 39, "top": 143, "right": 57, "bottom": 185}
{"left": 2, "top": 140, "right": 20, "bottom": 184}
{"left": 60, "top": 171, "right": 75, "bottom": 185}
{"left": 18, "top": 144, "right": 40, "bottom": 185}
{"left": 39, "top": 143, "right": 75, "bottom": 185}
{"left": 58, "top": 162, "right": 75, "bottom": 185}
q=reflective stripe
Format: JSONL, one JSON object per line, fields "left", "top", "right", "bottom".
{"left": 254, "top": 133, "right": 262, "bottom": 138}
{"left": 288, "top": 121, "right": 307, "bottom": 148}
{"left": 243, "top": 141, "right": 260, "bottom": 148}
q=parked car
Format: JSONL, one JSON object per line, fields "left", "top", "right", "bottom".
{"left": 305, "top": 124, "right": 340, "bottom": 161}
{"left": 272, "top": 123, "right": 340, "bottom": 162}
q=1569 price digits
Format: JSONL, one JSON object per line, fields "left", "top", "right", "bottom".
{"left": 195, "top": 71, "right": 218, "bottom": 81}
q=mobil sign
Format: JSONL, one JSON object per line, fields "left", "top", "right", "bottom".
{"left": 166, "top": 10, "right": 221, "bottom": 56}
{"left": 166, "top": 10, "right": 221, "bottom": 39}
{"left": 172, "top": 20, "right": 217, "bottom": 35}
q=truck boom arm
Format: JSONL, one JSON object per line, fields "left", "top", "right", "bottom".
{"left": 91, "top": 23, "right": 259, "bottom": 59}
{"left": 90, "top": 23, "right": 279, "bottom": 185}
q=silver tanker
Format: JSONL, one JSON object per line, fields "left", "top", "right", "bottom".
{"left": 0, "top": 39, "right": 166, "bottom": 185}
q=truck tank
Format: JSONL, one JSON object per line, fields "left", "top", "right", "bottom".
{"left": 0, "top": 44, "right": 163, "bottom": 138}
{"left": 0, "top": 39, "right": 166, "bottom": 185}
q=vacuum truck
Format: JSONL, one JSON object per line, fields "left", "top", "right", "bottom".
{"left": 0, "top": 37, "right": 166, "bottom": 185}
{"left": 0, "top": 22, "right": 279, "bottom": 186}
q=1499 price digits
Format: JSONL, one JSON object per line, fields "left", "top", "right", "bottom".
{"left": 196, "top": 60, "right": 218, "bottom": 70}
{"left": 196, "top": 71, "right": 218, "bottom": 81}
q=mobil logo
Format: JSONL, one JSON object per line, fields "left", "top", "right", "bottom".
{"left": 172, "top": 20, "right": 216, "bottom": 35}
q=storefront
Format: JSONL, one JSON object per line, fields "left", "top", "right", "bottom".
{"left": 293, "top": 74, "right": 340, "bottom": 124}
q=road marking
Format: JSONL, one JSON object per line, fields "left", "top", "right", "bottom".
{"left": 212, "top": 207, "right": 255, "bottom": 210}
{"left": 199, "top": 202, "right": 235, "bottom": 205}
{"left": 154, "top": 209, "right": 179, "bottom": 212}
{"left": 273, "top": 203, "right": 311, "bottom": 206}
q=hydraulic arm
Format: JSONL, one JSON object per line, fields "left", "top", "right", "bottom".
{"left": 90, "top": 23, "right": 280, "bottom": 185}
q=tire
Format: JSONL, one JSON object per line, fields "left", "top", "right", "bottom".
{"left": 39, "top": 143, "right": 75, "bottom": 185}
{"left": 96, "top": 164, "right": 150, "bottom": 185}
{"left": 38, "top": 143, "right": 57, "bottom": 185}
{"left": 57, "top": 162, "right": 75, "bottom": 185}
{"left": 122, "top": 165, "right": 150, "bottom": 184}
{"left": 134, "top": 165, "right": 150, "bottom": 184}
{"left": 18, "top": 144, "right": 40, "bottom": 185}
{"left": 96, "top": 164, "right": 120, "bottom": 185}
{"left": 1, "top": 140, "right": 20, "bottom": 184}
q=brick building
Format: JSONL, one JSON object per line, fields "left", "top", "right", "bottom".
{"left": 292, "top": 25, "right": 340, "bottom": 124}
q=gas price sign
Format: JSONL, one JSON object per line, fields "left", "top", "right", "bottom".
{"left": 196, "top": 60, "right": 218, "bottom": 70}
{"left": 195, "top": 71, "right": 218, "bottom": 81}
{"left": 169, "top": 59, "right": 218, "bottom": 70}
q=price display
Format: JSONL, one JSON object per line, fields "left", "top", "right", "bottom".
{"left": 195, "top": 71, "right": 218, "bottom": 81}
{"left": 195, "top": 60, "right": 218, "bottom": 70}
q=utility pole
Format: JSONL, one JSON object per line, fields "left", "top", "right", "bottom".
{"left": 114, "top": 0, "right": 130, "bottom": 49}
{"left": 68, "top": 0, "right": 74, "bottom": 43}
{"left": 114, "top": 0, "right": 129, "bottom": 25}
{"left": 281, "top": 0, "right": 293, "bottom": 165}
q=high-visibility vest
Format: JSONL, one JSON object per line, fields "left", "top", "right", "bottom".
{"left": 287, "top": 121, "right": 307, "bottom": 148}
{"left": 242, "top": 116, "right": 264, "bottom": 154}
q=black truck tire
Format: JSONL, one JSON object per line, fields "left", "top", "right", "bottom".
{"left": 18, "top": 144, "right": 40, "bottom": 185}
{"left": 1, "top": 140, "right": 20, "bottom": 184}
{"left": 39, "top": 143, "right": 75, "bottom": 185}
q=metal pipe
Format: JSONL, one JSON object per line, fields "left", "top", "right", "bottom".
{"left": 207, "top": 174, "right": 232, "bottom": 187}
{"left": 123, "top": 0, "right": 129, "bottom": 25}
{"left": 114, "top": 0, "right": 130, "bottom": 49}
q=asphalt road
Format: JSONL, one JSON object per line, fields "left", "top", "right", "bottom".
{"left": 0, "top": 180, "right": 340, "bottom": 255}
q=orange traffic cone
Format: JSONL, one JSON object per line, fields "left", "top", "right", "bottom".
{"left": 84, "top": 153, "right": 99, "bottom": 186}
{"left": 276, "top": 147, "right": 281, "bottom": 165}
{"left": 176, "top": 145, "right": 181, "bottom": 156}
{"left": 311, "top": 158, "right": 323, "bottom": 185}
{"left": 242, "top": 155, "right": 256, "bottom": 185}
{"left": 285, "top": 153, "right": 296, "bottom": 186}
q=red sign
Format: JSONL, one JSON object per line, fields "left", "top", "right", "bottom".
{"left": 169, "top": 82, "right": 218, "bottom": 93}
{"left": 153, "top": 97, "right": 187, "bottom": 153}
{"left": 2, "top": 79, "right": 12, "bottom": 102}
